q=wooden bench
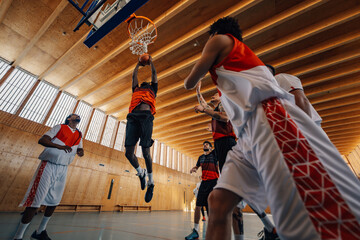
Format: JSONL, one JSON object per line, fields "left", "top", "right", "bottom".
{"left": 115, "top": 205, "right": 151, "bottom": 212}
{"left": 56, "top": 204, "right": 103, "bottom": 212}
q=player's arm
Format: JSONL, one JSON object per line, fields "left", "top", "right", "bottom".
{"left": 149, "top": 56, "right": 157, "bottom": 84}
{"left": 291, "top": 89, "right": 312, "bottom": 118}
{"left": 195, "top": 104, "right": 229, "bottom": 122}
{"left": 184, "top": 35, "right": 228, "bottom": 89}
{"left": 38, "top": 135, "right": 72, "bottom": 153}
{"left": 132, "top": 63, "right": 140, "bottom": 89}
{"left": 190, "top": 166, "right": 199, "bottom": 174}
{"left": 76, "top": 139, "right": 84, "bottom": 157}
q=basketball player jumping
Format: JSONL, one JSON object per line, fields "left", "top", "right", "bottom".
{"left": 125, "top": 55, "right": 157, "bottom": 203}
{"left": 184, "top": 17, "right": 360, "bottom": 240}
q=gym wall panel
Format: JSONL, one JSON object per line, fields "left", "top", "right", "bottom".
{"left": 0, "top": 110, "right": 198, "bottom": 212}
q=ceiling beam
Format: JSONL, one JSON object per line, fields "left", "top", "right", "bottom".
{"left": 13, "top": 0, "right": 68, "bottom": 66}
{"left": 322, "top": 118, "right": 360, "bottom": 129}
{"left": 309, "top": 85, "right": 360, "bottom": 105}
{"left": 321, "top": 110, "right": 360, "bottom": 123}
{"left": 92, "top": 0, "right": 321, "bottom": 107}
{"left": 305, "top": 74, "right": 360, "bottom": 97}
{"left": 313, "top": 94, "right": 360, "bottom": 111}
{"left": 76, "top": 0, "right": 260, "bottom": 99}
{"left": 0, "top": 0, "right": 13, "bottom": 24}
{"left": 271, "top": 30, "right": 360, "bottom": 68}
{"left": 324, "top": 122, "right": 360, "bottom": 133}
{"left": 255, "top": 6, "right": 360, "bottom": 57}
{"left": 318, "top": 103, "right": 360, "bottom": 118}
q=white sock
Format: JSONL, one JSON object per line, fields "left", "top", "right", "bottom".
{"left": 194, "top": 223, "right": 199, "bottom": 232}
{"left": 13, "top": 222, "right": 30, "bottom": 239}
{"left": 37, "top": 216, "right": 51, "bottom": 234}
{"left": 135, "top": 167, "right": 143, "bottom": 176}
{"left": 234, "top": 234, "right": 244, "bottom": 240}
{"left": 260, "top": 214, "right": 274, "bottom": 232}
{"left": 148, "top": 172, "right": 154, "bottom": 184}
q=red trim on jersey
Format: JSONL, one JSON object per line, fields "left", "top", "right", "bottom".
{"left": 23, "top": 161, "right": 47, "bottom": 207}
{"left": 210, "top": 34, "right": 264, "bottom": 85}
{"left": 54, "top": 125, "right": 81, "bottom": 146}
{"left": 201, "top": 169, "right": 219, "bottom": 181}
{"left": 262, "top": 97, "right": 360, "bottom": 239}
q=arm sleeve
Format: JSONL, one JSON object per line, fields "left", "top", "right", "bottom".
{"left": 43, "top": 125, "right": 61, "bottom": 138}
{"left": 275, "top": 74, "right": 303, "bottom": 92}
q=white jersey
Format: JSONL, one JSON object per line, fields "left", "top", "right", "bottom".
{"left": 275, "top": 73, "right": 322, "bottom": 126}
{"left": 38, "top": 124, "right": 83, "bottom": 165}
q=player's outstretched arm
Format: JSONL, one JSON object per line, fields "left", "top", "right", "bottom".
{"left": 149, "top": 56, "right": 157, "bottom": 84}
{"left": 132, "top": 63, "right": 140, "bottom": 89}
{"left": 184, "top": 35, "right": 228, "bottom": 89}
{"left": 38, "top": 135, "right": 72, "bottom": 153}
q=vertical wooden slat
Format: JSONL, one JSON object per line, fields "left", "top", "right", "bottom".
{"left": 72, "top": 100, "right": 80, "bottom": 114}
{"left": 111, "top": 121, "right": 120, "bottom": 149}
{"left": 99, "top": 115, "right": 109, "bottom": 144}
{"left": 14, "top": 79, "right": 41, "bottom": 116}
{"left": 84, "top": 108, "right": 95, "bottom": 139}
{"left": 42, "top": 91, "right": 62, "bottom": 125}
{"left": 0, "top": 66, "right": 15, "bottom": 87}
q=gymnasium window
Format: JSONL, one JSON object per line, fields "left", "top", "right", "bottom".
{"left": 172, "top": 149, "right": 176, "bottom": 170}
{"left": 0, "top": 57, "right": 11, "bottom": 79}
{"left": 74, "top": 101, "right": 92, "bottom": 133}
{"left": 166, "top": 146, "right": 171, "bottom": 168}
{"left": 0, "top": 67, "right": 37, "bottom": 114}
{"left": 45, "top": 91, "right": 76, "bottom": 127}
{"left": 101, "top": 116, "right": 117, "bottom": 147}
{"left": 114, "top": 121, "right": 126, "bottom": 151}
{"left": 152, "top": 140, "right": 159, "bottom": 163}
{"left": 85, "top": 109, "right": 105, "bottom": 142}
{"left": 19, "top": 80, "right": 58, "bottom": 123}
{"left": 178, "top": 151, "right": 181, "bottom": 171}
{"left": 159, "top": 143, "right": 165, "bottom": 166}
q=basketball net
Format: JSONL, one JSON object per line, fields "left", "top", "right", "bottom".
{"left": 127, "top": 14, "right": 157, "bottom": 55}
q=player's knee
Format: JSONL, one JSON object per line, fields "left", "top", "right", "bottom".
{"left": 208, "top": 190, "right": 232, "bottom": 216}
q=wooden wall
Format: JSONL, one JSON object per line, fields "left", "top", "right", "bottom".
{"left": 0, "top": 110, "right": 198, "bottom": 212}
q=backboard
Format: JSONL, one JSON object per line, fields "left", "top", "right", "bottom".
{"left": 68, "top": 0, "right": 150, "bottom": 48}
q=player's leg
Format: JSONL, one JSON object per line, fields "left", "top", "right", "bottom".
{"left": 14, "top": 161, "right": 52, "bottom": 240}
{"left": 232, "top": 207, "right": 244, "bottom": 240}
{"left": 32, "top": 164, "right": 68, "bottom": 240}
{"left": 206, "top": 189, "right": 242, "bottom": 240}
{"left": 201, "top": 206, "right": 206, "bottom": 221}
{"left": 124, "top": 114, "right": 146, "bottom": 189}
{"left": 140, "top": 112, "right": 155, "bottom": 202}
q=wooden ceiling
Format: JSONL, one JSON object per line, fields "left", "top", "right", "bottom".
{"left": 1, "top": 0, "right": 360, "bottom": 159}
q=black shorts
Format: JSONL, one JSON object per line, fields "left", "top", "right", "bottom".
{"left": 214, "top": 136, "right": 236, "bottom": 172}
{"left": 125, "top": 110, "right": 154, "bottom": 148}
{"left": 196, "top": 179, "right": 217, "bottom": 207}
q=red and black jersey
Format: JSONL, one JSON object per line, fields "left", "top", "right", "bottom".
{"left": 129, "top": 83, "right": 158, "bottom": 115}
{"left": 196, "top": 151, "right": 219, "bottom": 181}
{"left": 211, "top": 103, "right": 236, "bottom": 140}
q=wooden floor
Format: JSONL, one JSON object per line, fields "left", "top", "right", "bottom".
{"left": 0, "top": 211, "right": 269, "bottom": 240}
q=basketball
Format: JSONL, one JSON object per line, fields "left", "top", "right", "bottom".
{"left": 139, "top": 53, "right": 150, "bottom": 66}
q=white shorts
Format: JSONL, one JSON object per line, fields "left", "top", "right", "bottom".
{"left": 20, "top": 161, "right": 68, "bottom": 208}
{"left": 216, "top": 98, "right": 360, "bottom": 240}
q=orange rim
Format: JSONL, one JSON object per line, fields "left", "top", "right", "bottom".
{"left": 126, "top": 14, "right": 157, "bottom": 45}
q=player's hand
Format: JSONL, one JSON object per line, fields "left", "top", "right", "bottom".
{"left": 190, "top": 167, "right": 197, "bottom": 174}
{"left": 194, "top": 105, "right": 205, "bottom": 113}
{"left": 148, "top": 55, "right": 153, "bottom": 62}
{"left": 77, "top": 148, "right": 84, "bottom": 157}
{"left": 58, "top": 145, "right": 72, "bottom": 153}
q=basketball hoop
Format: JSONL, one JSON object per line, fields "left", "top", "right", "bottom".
{"left": 126, "top": 14, "right": 157, "bottom": 55}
